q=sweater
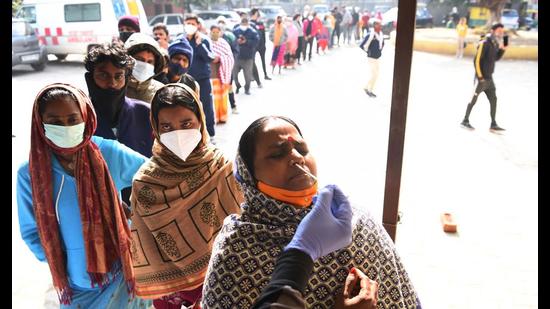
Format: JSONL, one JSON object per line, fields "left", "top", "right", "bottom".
{"left": 17, "top": 136, "right": 146, "bottom": 290}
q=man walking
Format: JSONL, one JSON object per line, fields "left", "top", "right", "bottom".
{"left": 359, "top": 19, "right": 384, "bottom": 98}
{"left": 461, "top": 23, "right": 507, "bottom": 132}
{"left": 233, "top": 17, "right": 260, "bottom": 95}
{"left": 250, "top": 8, "right": 271, "bottom": 82}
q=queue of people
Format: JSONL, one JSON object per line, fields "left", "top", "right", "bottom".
{"left": 16, "top": 10, "right": 423, "bottom": 309}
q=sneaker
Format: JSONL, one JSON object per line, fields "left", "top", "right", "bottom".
{"left": 245, "top": 89, "right": 251, "bottom": 95}
{"left": 370, "top": 92, "right": 377, "bottom": 98}
{"left": 236, "top": 86, "right": 241, "bottom": 94}
{"left": 363, "top": 89, "right": 373, "bottom": 97}
{"left": 461, "top": 120, "right": 475, "bottom": 130}
{"left": 209, "top": 137, "right": 217, "bottom": 145}
{"left": 258, "top": 83, "right": 263, "bottom": 88}
{"left": 264, "top": 76, "right": 272, "bottom": 80}
{"left": 490, "top": 124, "right": 505, "bottom": 133}
{"left": 232, "top": 107, "right": 239, "bottom": 114}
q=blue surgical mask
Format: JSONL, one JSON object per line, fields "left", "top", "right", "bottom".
{"left": 168, "top": 61, "right": 187, "bottom": 76}
{"left": 43, "top": 122, "right": 85, "bottom": 148}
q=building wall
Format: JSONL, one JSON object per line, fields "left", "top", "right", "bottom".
{"left": 142, "top": 0, "right": 185, "bottom": 19}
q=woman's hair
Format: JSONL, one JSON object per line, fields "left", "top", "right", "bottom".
{"left": 151, "top": 85, "right": 201, "bottom": 128}
{"left": 238, "top": 116, "right": 303, "bottom": 178}
{"left": 38, "top": 88, "right": 78, "bottom": 116}
{"left": 180, "top": 74, "right": 199, "bottom": 93}
{"left": 210, "top": 24, "right": 221, "bottom": 31}
{"left": 84, "top": 42, "right": 134, "bottom": 73}
{"left": 293, "top": 14, "right": 301, "bottom": 20}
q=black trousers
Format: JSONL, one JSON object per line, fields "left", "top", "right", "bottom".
{"left": 295, "top": 36, "right": 305, "bottom": 63}
{"left": 463, "top": 78, "right": 498, "bottom": 124}
{"left": 303, "top": 37, "right": 314, "bottom": 60}
{"left": 252, "top": 46, "right": 268, "bottom": 82}
{"left": 332, "top": 26, "right": 341, "bottom": 46}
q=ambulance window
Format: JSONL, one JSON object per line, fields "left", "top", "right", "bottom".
{"left": 16, "top": 6, "right": 36, "bottom": 24}
{"left": 167, "top": 15, "right": 179, "bottom": 25}
{"left": 65, "top": 3, "right": 101, "bottom": 22}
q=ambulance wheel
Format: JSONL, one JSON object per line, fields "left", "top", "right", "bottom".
{"left": 54, "top": 54, "right": 68, "bottom": 61}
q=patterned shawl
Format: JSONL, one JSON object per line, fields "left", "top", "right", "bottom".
{"left": 130, "top": 83, "right": 243, "bottom": 299}
{"left": 29, "top": 83, "right": 135, "bottom": 304}
{"left": 201, "top": 154, "right": 422, "bottom": 308}
{"left": 210, "top": 38, "right": 234, "bottom": 85}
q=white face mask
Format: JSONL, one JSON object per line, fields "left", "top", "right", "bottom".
{"left": 132, "top": 59, "right": 155, "bottom": 82}
{"left": 43, "top": 122, "right": 85, "bottom": 148}
{"left": 184, "top": 24, "right": 198, "bottom": 35}
{"left": 308, "top": 16, "right": 313, "bottom": 21}
{"left": 160, "top": 129, "right": 202, "bottom": 161}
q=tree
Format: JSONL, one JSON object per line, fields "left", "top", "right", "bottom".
{"left": 12, "top": 0, "right": 23, "bottom": 16}
{"left": 478, "top": 0, "right": 507, "bottom": 28}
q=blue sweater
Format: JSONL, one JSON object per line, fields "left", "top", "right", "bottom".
{"left": 95, "top": 96, "right": 153, "bottom": 158}
{"left": 232, "top": 27, "right": 259, "bottom": 60}
{"left": 187, "top": 33, "right": 216, "bottom": 81}
{"left": 17, "top": 136, "right": 146, "bottom": 290}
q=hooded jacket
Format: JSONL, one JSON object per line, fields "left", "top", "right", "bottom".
{"left": 124, "top": 33, "right": 166, "bottom": 103}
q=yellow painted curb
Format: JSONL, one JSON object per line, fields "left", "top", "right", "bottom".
{"left": 410, "top": 39, "right": 538, "bottom": 60}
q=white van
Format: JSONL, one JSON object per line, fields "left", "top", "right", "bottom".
{"left": 16, "top": 0, "right": 150, "bottom": 60}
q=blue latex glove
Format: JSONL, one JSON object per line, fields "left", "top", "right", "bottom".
{"left": 285, "top": 184, "right": 353, "bottom": 261}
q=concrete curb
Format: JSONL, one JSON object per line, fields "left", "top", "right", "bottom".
{"left": 388, "top": 33, "right": 538, "bottom": 60}
{"left": 412, "top": 39, "right": 538, "bottom": 60}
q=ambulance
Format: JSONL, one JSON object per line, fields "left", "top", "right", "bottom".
{"left": 15, "top": 0, "right": 150, "bottom": 60}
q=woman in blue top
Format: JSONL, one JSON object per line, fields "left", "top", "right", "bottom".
{"left": 16, "top": 83, "right": 151, "bottom": 308}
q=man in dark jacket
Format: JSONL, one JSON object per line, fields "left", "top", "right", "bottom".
{"left": 331, "top": 7, "right": 343, "bottom": 47}
{"left": 232, "top": 17, "right": 260, "bottom": 95}
{"left": 250, "top": 8, "right": 271, "bottom": 82}
{"left": 461, "top": 23, "right": 507, "bottom": 132}
{"left": 359, "top": 19, "right": 384, "bottom": 98}
{"left": 84, "top": 42, "right": 152, "bottom": 157}
{"left": 184, "top": 14, "right": 217, "bottom": 137}
{"left": 84, "top": 42, "right": 153, "bottom": 208}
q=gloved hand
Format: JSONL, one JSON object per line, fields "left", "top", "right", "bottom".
{"left": 285, "top": 184, "right": 353, "bottom": 261}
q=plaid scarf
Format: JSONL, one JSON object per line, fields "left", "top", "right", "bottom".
{"left": 201, "top": 154, "right": 422, "bottom": 308}
{"left": 29, "top": 83, "right": 135, "bottom": 304}
{"left": 211, "top": 38, "right": 234, "bottom": 85}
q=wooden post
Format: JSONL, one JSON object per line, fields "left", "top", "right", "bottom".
{"left": 382, "top": 0, "right": 417, "bottom": 242}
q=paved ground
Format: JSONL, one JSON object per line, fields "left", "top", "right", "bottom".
{"left": 12, "top": 40, "right": 537, "bottom": 308}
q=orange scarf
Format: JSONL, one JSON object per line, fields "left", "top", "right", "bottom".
{"left": 273, "top": 22, "right": 284, "bottom": 46}
{"left": 29, "top": 83, "right": 135, "bottom": 304}
{"left": 257, "top": 181, "right": 318, "bottom": 207}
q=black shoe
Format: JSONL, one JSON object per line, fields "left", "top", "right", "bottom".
{"left": 460, "top": 120, "right": 475, "bottom": 130}
{"left": 364, "top": 89, "right": 374, "bottom": 97}
{"left": 264, "top": 76, "right": 272, "bottom": 80}
{"left": 258, "top": 83, "right": 263, "bottom": 88}
{"left": 370, "top": 92, "right": 377, "bottom": 98}
{"left": 490, "top": 124, "right": 505, "bottom": 132}
{"left": 245, "top": 89, "right": 251, "bottom": 95}
{"left": 236, "top": 86, "right": 241, "bottom": 94}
